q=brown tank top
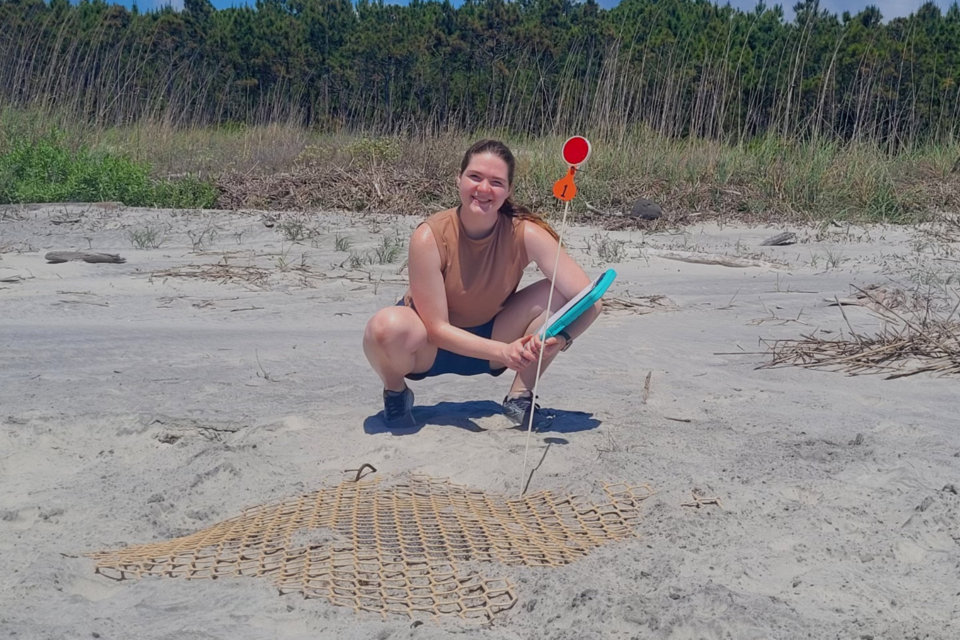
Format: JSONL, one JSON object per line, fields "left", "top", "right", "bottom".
{"left": 404, "top": 208, "right": 528, "bottom": 328}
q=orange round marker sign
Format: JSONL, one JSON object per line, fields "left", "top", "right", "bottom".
{"left": 553, "top": 136, "right": 591, "bottom": 202}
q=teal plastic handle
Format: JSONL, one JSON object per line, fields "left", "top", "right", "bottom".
{"left": 540, "top": 269, "right": 617, "bottom": 339}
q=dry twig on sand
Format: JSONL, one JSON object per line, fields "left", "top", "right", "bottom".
{"left": 681, "top": 491, "right": 723, "bottom": 509}
{"left": 150, "top": 263, "right": 275, "bottom": 289}
{"left": 759, "top": 287, "right": 960, "bottom": 379}
{"left": 646, "top": 248, "right": 782, "bottom": 270}
{"left": 603, "top": 294, "right": 676, "bottom": 314}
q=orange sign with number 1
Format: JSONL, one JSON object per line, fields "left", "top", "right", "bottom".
{"left": 552, "top": 136, "right": 591, "bottom": 202}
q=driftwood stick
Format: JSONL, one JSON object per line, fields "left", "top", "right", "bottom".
{"left": 760, "top": 232, "right": 797, "bottom": 246}
{"left": 45, "top": 251, "right": 126, "bottom": 264}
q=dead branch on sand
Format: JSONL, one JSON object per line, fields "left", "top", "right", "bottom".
{"left": 759, "top": 287, "right": 960, "bottom": 379}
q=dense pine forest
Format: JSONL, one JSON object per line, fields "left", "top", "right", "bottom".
{"left": 1, "top": 0, "right": 959, "bottom": 220}
{"left": 3, "top": 0, "right": 960, "bottom": 146}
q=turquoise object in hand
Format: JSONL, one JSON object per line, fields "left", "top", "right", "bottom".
{"left": 539, "top": 269, "right": 617, "bottom": 339}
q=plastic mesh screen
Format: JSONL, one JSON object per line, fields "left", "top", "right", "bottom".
{"left": 89, "top": 475, "right": 651, "bottom": 622}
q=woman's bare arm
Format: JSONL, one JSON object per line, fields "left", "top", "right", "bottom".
{"left": 523, "top": 221, "right": 592, "bottom": 299}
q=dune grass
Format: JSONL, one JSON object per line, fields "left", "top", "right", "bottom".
{"left": 2, "top": 107, "right": 956, "bottom": 222}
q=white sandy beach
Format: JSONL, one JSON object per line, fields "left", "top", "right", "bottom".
{"left": 1, "top": 203, "right": 958, "bottom": 639}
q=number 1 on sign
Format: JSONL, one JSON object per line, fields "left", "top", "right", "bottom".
{"left": 553, "top": 167, "right": 577, "bottom": 202}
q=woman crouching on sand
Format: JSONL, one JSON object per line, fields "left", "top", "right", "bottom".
{"left": 363, "top": 139, "right": 601, "bottom": 430}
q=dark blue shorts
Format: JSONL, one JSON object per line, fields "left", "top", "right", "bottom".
{"left": 397, "top": 301, "right": 508, "bottom": 381}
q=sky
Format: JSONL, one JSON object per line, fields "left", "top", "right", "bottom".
{"left": 129, "top": 0, "right": 955, "bottom": 23}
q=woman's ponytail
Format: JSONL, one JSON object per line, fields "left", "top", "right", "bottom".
{"left": 500, "top": 198, "right": 560, "bottom": 241}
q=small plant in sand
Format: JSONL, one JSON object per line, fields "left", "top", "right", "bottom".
{"left": 822, "top": 246, "right": 848, "bottom": 270}
{"left": 342, "top": 252, "right": 367, "bottom": 270}
{"left": 808, "top": 248, "right": 846, "bottom": 270}
{"left": 334, "top": 233, "right": 352, "bottom": 252}
{"left": 586, "top": 232, "right": 627, "bottom": 263}
{"left": 373, "top": 235, "right": 405, "bottom": 265}
{"left": 127, "top": 225, "right": 165, "bottom": 249}
{"left": 274, "top": 242, "right": 309, "bottom": 273}
{"left": 276, "top": 217, "right": 315, "bottom": 242}
{"left": 187, "top": 224, "right": 218, "bottom": 251}
{"left": 808, "top": 250, "right": 821, "bottom": 270}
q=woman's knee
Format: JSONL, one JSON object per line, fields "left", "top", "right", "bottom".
{"left": 364, "top": 308, "right": 402, "bottom": 347}
{"left": 364, "top": 307, "right": 424, "bottom": 351}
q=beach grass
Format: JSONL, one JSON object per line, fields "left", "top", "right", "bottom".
{"left": 2, "top": 107, "right": 956, "bottom": 223}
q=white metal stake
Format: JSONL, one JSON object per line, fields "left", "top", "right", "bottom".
{"left": 519, "top": 197, "right": 572, "bottom": 496}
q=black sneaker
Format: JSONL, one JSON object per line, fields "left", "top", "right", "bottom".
{"left": 502, "top": 391, "right": 553, "bottom": 432}
{"left": 383, "top": 387, "right": 416, "bottom": 429}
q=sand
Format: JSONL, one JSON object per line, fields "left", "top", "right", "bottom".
{"left": 1, "top": 203, "right": 958, "bottom": 639}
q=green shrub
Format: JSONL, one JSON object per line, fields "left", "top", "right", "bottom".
{"left": 344, "top": 136, "right": 402, "bottom": 164}
{"left": 151, "top": 175, "right": 219, "bottom": 209}
{"left": 0, "top": 134, "right": 217, "bottom": 208}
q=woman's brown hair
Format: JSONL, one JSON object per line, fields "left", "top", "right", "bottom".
{"left": 459, "top": 139, "right": 559, "bottom": 241}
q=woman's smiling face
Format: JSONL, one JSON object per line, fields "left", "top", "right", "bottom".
{"left": 457, "top": 152, "right": 511, "bottom": 219}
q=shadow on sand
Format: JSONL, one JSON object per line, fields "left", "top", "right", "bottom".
{"left": 363, "top": 399, "right": 601, "bottom": 436}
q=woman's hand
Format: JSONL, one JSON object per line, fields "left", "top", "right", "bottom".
{"left": 499, "top": 334, "right": 561, "bottom": 372}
